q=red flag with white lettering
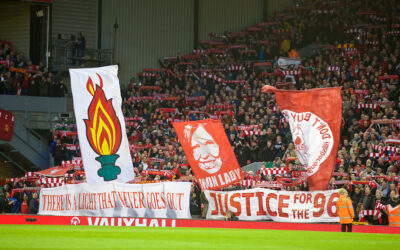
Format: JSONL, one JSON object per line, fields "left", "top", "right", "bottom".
{"left": 262, "top": 86, "right": 342, "bottom": 190}
{"left": 173, "top": 119, "right": 244, "bottom": 190}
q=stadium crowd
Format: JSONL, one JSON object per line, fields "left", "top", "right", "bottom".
{"left": 0, "top": 43, "right": 68, "bottom": 97}
{"left": 1, "top": 0, "right": 399, "bottom": 224}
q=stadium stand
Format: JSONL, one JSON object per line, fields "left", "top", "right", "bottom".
{"left": 1, "top": 0, "right": 399, "bottom": 226}
{"left": 0, "top": 41, "right": 68, "bottom": 97}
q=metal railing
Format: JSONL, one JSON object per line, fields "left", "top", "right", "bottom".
{"left": 51, "top": 42, "right": 113, "bottom": 71}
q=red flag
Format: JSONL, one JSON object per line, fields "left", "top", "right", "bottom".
{"left": 173, "top": 119, "right": 244, "bottom": 190}
{"left": 36, "top": 166, "right": 70, "bottom": 177}
{"left": 0, "top": 109, "right": 14, "bottom": 141}
{"left": 262, "top": 86, "right": 342, "bottom": 190}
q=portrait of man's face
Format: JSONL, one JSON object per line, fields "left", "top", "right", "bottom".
{"left": 190, "top": 124, "right": 222, "bottom": 174}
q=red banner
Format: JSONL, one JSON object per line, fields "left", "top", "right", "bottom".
{"left": 173, "top": 119, "right": 244, "bottom": 190}
{"left": 37, "top": 166, "right": 70, "bottom": 177}
{"left": 0, "top": 109, "right": 14, "bottom": 141}
{"left": 262, "top": 86, "right": 342, "bottom": 190}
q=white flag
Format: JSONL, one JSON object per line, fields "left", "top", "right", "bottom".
{"left": 69, "top": 65, "right": 134, "bottom": 183}
{"left": 277, "top": 57, "right": 301, "bottom": 69}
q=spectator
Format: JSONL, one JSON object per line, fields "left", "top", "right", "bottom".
{"left": 54, "top": 79, "right": 68, "bottom": 97}
{"left": 5, "top": 192, "right": 19, "bottom": 213}
{"left": 336, "top": 188, "right": 355, "bottom": 232}
{"left": 76, "top": 32, "right": 86, "bottom": 58}
{"left": 225, "top": 210, "right": 239, "bottom": 221}
{"left": 190, "top": 185, "right": 201, "bottom": 217}
{"left": 0, "top": 189, "right": 6, "bottom": 213}
{"left": 29, "top": 192, "right": 39, "bottom": 214}
{"left": 52, "top": 138, "right": 66, "bottom": 166}
{"left": 20, "top": 193, "right": 29, "bottom": 214}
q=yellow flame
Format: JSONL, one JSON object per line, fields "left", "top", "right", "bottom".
{"left": 89, "top": 99, "right": 116, "bottom": 155}
{"left": 88, "top": 83, "right": 95, "bottom": 96}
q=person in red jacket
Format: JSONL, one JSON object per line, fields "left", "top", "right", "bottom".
{"left": 289, "top": 49, "right": 299, "bottom": 58}
{"left": 20, "top": 194, "right": 29, "bottom": 214}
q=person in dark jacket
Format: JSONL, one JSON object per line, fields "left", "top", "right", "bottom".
{"left": 54, "top": 80, "right": 68, "bottom": 97}
{"left": 351, "top": 186, "right": 363, "bottom": 208}
{"left": 361, "top": 186, "right": 374, "bottom": 222}
{"left": 29, "top": 192, "right": 39, "bottom": 214}
{"left": 351, "top": 186, "right": 363, "bottom": 220}
{"left": 0, "top": 189, "right": 6, "bottom": 213}
{"left": 261, "top": 140, "right": 276, "bottom": 162}
{"left": 233, "top": 141, "right": 246, "bottom": 167}
{"left": 362, "top": 186, "right": 374, "bottom": 210}
{"left": 28, "top": 78, "right": 39, "bottom": 96}
{"left": 190, "top": 190, "right": 201, "bottom": 217}
{"left": 52, "top": 138, "right": 66, "bottom": 166}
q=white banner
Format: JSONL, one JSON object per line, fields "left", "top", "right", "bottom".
{"left": 205, "top": 188, "right": 339, "bottom": 223}
{"left": 277, "top": 57, "right": 301, "bottom": 69}
{"left": 39, "top": 182, "right": 191, "bottom": 219}
{"left": 69, "top": 66, "right": 134, "bottom": 183}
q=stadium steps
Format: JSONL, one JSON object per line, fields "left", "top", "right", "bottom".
{"left": 0, "top": 152, "right": 25, "bottom": 179}
{"left": 0, "top": 118, "right": 50, "bottom": 170}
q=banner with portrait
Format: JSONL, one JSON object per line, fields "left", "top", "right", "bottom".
{"left": 173, "top": 119, "right": 244, "bottom": 190}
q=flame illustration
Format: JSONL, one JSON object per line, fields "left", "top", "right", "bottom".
{"left": 84, "top": 75, "right": 122, "bottom": 156}
{"left": 86, "top": 73, "right": 104, "bottom": 96}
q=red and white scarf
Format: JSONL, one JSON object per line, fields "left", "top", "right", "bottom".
{"left": 61, "top": 160, "right": 83, "bottom": 167}
{"left": 157, "top": 108, "right": 178, "bottom": 113}
{"left": 353, "top": 89, "right": 369, "bottom": 95}
{"left": 327, "top": 66, "right": 340, "bottom": 71}
{"left": 192, "top": 49, "right": 205, "bottom": 55}
{"left": 227, "top": 66, "right": 244, "bottom": 71}
{"left": 369, "top": 15, "right": 387, "bottom": 22}
{"left": 242, "top": 130, "right": 263, "bottom": 136}
{"left": 214, "top": 110, "right": 234, "bottom": 116}
{"left": 371, "top": 143, "right": 383, "bottom": 152}
{"left": 346, "top": 28, "right": 365, "bottom": 34}
{"left": 384, "top": 30, "right": 400, "bottom": 36}
{"left": 358, "top": 210, "right": 381, "bottom": 222}
{"left": 63, "top": 144, "right": 79, "bottom": 151}
{"left": 386, "top": 138, "right": 400, "bottom": 145}
{"left": 259, "top": 168, "right": 289, "bottom": 176}
{"left": 185, "top": 96, "right": 205, "bottom": 102}
{"left": 38, "top": 177, "right": 65, "bottom": 187}
{"left": 25, "top": 172, "right": 38, "bottom": 178}
{"left": 130, "top": 144, "right": 152, "bottom": 150}
{"left": 357, "top": 103, "right": 378, "bottom": 110}
{"left": 282, "top": 70, "right": 300, "bottom": 76}
{"left": 125, "top": 117, "right": 145, "bottom": 122}
{"left": 240, "top": 179, "right": 261, "bottom": 187}
{"left": 235, "top": 125, "right": 260, "bottom": 131}
{"left": 202, "top": 72, "right": 246, "bottom": 84}
{"left": 365, "top": 40, "right": 378, "bottom": 45}
{"left": 207, "top": 103, "right": 232, "bottom": 110}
